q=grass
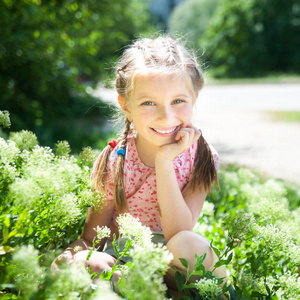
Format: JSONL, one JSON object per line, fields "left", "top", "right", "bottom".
{"left": 206, "top": 74, "right": 300, "bottom": 85}
{"left": 269, "top": 111, "right": 300, "bottom": 123}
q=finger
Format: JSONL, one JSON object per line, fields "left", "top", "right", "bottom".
{"left": 175, "top": 129, "right": 192, "bottom": 142}
{"left": 192, "top": 129, "right": 201, "bottom": 143}
{"left": 186, "top": 124, "right": 201, "bottom": 143}
{"left": 175, "top": 126, "right": 195, "bottom": 139}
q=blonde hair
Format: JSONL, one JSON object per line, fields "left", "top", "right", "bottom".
{"left": 93, "top": 36, "right": 218, "bottom": 213}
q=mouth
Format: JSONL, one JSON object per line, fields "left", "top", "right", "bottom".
{"left": 151, "top": 125, "right": 180, "bottom": 136}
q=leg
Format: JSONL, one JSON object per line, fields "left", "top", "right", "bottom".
{"left": 165, "top": 231, "right": 227, "bottom": 289}
{"left": 74, "top": 250, "right": 122, "bottom": 281}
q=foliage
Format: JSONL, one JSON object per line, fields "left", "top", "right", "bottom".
{"left": 168, "top": 0, "right": 221, "bottom": 47}
{"left": 269, "top": 111, "right": 300, "bottom": 124}
{"left": 200, "top": 0, "right": 300, "bottom": 77}
{"left": 0, "top": 114, "right": 103, "bottom": 258}
{"left": 0, "top": 0, "right": 152, "bottom": 151}
{"left": 1, "top": 112, "right": 300, "bottom": 299}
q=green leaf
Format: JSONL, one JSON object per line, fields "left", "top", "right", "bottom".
{"left": 122, "top": 238, "right": 132, "bottom": 257}
{"left": 183, "top": 282, "right": 197, "bottom": 289}
{"left": 175, "top": 271, "right": 185, "bottom": 293}
{"left": 2, "top": 215, "right": 10, "bottom": 244}
{"left": 210, "top": 240, "right": 221, "bottom": 258}
{"left": 193, "top": 252, "right": 206, "bottom": 274}
{"left": 100, "top": 270, "right": 113, "bottom": 280}
{"left": 112, "top": 235, "right": 119, "bottom": 258}
{"left": 214, "top": 252, "right": 233, "bottom": 268}
{"left": 179, "top": 258, "right": 189, "bottom": 269}
{"left": 195, "top": 252, "right": 206, "bottom": 265}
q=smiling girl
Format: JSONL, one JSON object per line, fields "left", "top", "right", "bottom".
{"left": 52, "top": 36, "right": 226, "bottom": 291}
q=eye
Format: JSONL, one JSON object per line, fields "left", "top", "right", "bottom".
{"left": 141, "top": 101, "right": 155, "bottom": 106}
{"left": 172, "top": 99, "right": 184, "bottom": 104}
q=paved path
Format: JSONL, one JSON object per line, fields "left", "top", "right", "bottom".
{"left": 94, "top": 83, "right": 300, "bottom": 185}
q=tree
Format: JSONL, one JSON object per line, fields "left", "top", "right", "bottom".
{"left": 201, "top": 0, "right": 300, "bottom": 77}
{"left": 0, "top": 0, "right": 152, "bottom": 150}
{"left": 168, "top": 0, "right": 221, "bottom": 46}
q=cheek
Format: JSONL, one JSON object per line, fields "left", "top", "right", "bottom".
{"left": 177, "top": 106, "right": 193, "bottom": 121}
{"left": 135, "top": 110, "right": 156, "bottom": 123}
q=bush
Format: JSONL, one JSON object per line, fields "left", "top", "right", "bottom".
{"left": 168, "top": 0, "right": 221, "bottom": 46}
{"left": 1, "top": 112, "right": 300, "bottom": 299}
{"left": 200, "top": 0, "right": 300, "bottom": 77}
{"left": 0, "top": 0, "right": 152, "bottom": 151}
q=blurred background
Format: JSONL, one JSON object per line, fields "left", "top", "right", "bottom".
{"left": 1, "top": 0, "right": 300, "bottom": 182}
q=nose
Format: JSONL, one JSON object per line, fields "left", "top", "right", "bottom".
{"left": 157, "top": 105, "right": 173, "bottom": 123}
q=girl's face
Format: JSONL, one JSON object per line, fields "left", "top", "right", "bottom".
{"left": 122, "top": 72, "right": 198, "bottom": 155}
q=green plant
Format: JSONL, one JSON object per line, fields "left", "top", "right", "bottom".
{"left": 1, "top": 111, "right": 300, "bottom": 299}
{"left": 168, "top": 0, "right": 221, "bottom": 46}
{"left": 0, "top": 0, "right": 153, "bottom": 150}
{"left": 200, "top": 0, "right": 300, "bottom": 77}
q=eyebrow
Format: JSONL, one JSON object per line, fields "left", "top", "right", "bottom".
{"left": 136, "top": 93, "right": 190, "bottom": 101}
{"left": 173, "top": 93, "right": 190, "bottom": 98}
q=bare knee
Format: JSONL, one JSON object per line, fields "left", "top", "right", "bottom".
{"left": 167, "top": 231, "right": 215, "bottom": 271}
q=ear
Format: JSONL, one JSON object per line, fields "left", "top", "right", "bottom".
{"left": 118, "top": 95, "right": 132, "bottom": 122}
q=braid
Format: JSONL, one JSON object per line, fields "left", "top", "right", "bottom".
{"left": 188, "top": 135, "right": 219, "bottom": 192}
{"left": 92, "top": 146, "right": 112, "bottom": 194}
{"left": 164, "top": 37, "right": 180, "bottom": 65}
{"left": 114, "top": 118, "right": 131, "bottom": 213}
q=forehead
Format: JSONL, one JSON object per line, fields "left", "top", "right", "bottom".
{"left": 132, "top": 71, "right": 195, "bottom": 97}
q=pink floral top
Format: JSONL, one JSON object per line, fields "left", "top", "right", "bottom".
{"left": 99, "top": 134, "right": 219, "bottom": 233}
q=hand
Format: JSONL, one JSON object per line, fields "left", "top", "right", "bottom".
{"left": 156, "top": 124, "right": 201, "bottom": 161}
{"left": 74, "top": 250, "right": 122, "bottom": 281}
{"left": 51, "top": 251, "right": 74, "bottom": 275}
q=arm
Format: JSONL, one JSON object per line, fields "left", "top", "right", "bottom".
{"left": 156, "top": 158, "right": 207, "bottom": 240}
{"left": 155, "top": 125, "right": 204, "bottom": 241}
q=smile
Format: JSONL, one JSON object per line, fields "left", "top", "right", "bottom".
{"left": 151, "top": 126, "right": 179, "bottom": 134}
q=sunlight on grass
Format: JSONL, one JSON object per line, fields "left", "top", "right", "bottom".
{"left": 269, "top": 111, "right": 300, "bottom": 123}
{"left": 206, "top": 74, "right": 300, "bottom": 85}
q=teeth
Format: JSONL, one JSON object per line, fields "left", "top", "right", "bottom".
{"left": 153, "top": 127, "right": 177, "bottom": 134}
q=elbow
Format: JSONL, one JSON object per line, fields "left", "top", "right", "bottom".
{"left": 163, "top": 224, "right": 194, "bottom": 242}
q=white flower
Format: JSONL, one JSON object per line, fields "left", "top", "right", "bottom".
{"left": 196, "top": 278, "right": 222, "bottom": 298}
{"left": 237, "top": 168, "right": 258, "bottom": 184}
{"left": 0, "top": 110, "right": 11, "bottom": 128}
{"left": 241, "top": 179, "right": 287, "bottom": 204}
{"left": 288, "top": 244, "right": 300, "bottom": 265}
{"left": 94, "top": 226, "right": 111, "bottom": 241}
{"left": 236, "top": 271, "right": 267, "bottom": 294}
{"left": 92, "top": 279, "right": 123, "bottom": 300}
{"left": 55, "top": 140, "right": 71, "bottom": 157}
{"left": 248, "top": 197, "right": 289, "bottom": 222}
{"left": 276, "top": 272, "right": 300, "bottom": 299}
{"left": 51, "top": 193, "right": 81, "bottom": 226}
{"left": 129, "top": 243, "right": 173, "bottom": 275}
{"left": 117, "top": 213, "right": 172, "bottom": 300}
{"left": 9, "top": 130, "right": 38, "bottom": 151}
{"left": 193, "top": 221, "right": 212, "bottom": 236}
{"left": 0, "top": 138, "right": 20, "bottom": 162}
{"left": 9, "top": 178, "right": 43, "bottom": 209}
{"left": 50, "top": 261, "right": 92, "bottom": 299}
{"left": 0, "top": 138, "right": 20, "bottom": 180}
{"left": 201, "top": 201, "right": 215, "bottom": 217}
{"left": 255, "top": 224, "right": 293, "bottom": 251}
{"left": 117, "top": 213, "right": 152, "bottom": 247}
{"left": 11, "top": 245, "right": 44, "bottom": 299}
